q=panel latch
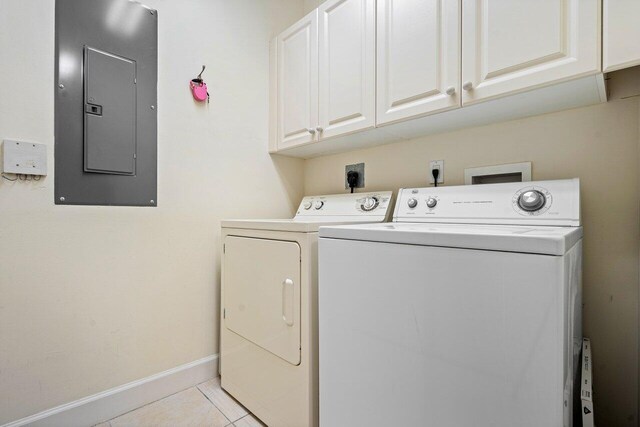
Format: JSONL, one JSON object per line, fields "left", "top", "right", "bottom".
{"left": 85, "top": 103, "right": 103, "bottom": 116}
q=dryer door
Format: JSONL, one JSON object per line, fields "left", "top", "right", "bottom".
{"left": 224, "top": 236, "right": 301, "bottom": 365}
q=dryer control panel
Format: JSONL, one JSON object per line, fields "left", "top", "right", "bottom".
{"left": 295, "top": 191, "right": 393, "bottom": 221}
{"left": 394, "top": 179, "right": 580, "bottom": 226}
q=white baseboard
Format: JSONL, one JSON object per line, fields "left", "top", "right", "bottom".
{"left": 3, "top": 354, "right": 219, "bottom": 427}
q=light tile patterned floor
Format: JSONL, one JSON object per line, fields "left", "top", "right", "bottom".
{"left": 95, "top": 378, "right": 265, "bottom": 427}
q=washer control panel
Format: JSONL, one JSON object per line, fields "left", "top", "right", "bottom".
{"left": 296, "top": 191, "right": 393, "bottom": 220}
{"left": 395, "top": 179, "right": 579, "bottom": 226}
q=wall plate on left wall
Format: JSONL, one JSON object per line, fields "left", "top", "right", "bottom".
{"left": 2, "top": 140, "right": 47, "bottom": 176}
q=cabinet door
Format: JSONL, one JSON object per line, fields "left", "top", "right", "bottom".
{"left": 604, "top": 0, "right": 640, "bottom": 72}
{"left": 318, "top": 0, "right": 375, "bottom": 139}
{"left": 377, "top": 0, "right": 461, "bottom": 126}
{"left": 277, "top": 11, "right": 318, "bottom": 150}
{"left": 461, "top": 0, "right": 600, "bottom": 105}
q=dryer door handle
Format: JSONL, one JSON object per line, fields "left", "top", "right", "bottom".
{"left": 282, "top": 279, "right": 295, "bottom": 326}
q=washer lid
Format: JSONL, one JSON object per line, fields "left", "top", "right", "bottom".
{"left": 319, "top": 223, "right": 583, "bottom": 255}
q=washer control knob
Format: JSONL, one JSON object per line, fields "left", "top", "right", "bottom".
{"left": 518, "top": 190, "right": 546, "bottom": 212}
{"left": 361, "top": 197, "right": 379, "bottom": 212}
{"left": 426, "top": 197, "right": 438, "bottom": 208}
{"left": 407, "top": 198, "right": 418, "bottom": 209}
{"left": 303, "top": 201, "right": 312, "bottom": 210}
{"left": 314, "top": 200, "right": 324, "bottom": 210}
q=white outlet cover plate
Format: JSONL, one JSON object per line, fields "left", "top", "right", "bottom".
{"left": 429, "top": 160, "right": 444, "bottom": 184}
{"left": 2, "top": 139, "right": 48, "bottom": 176}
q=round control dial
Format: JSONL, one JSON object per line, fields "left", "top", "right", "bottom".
{"left": 426, "top": 197, "right": 437, "bottom": 208}
{"left": 407, "top": 198, "right": 418, "bottom": 209}
{"left": 361, "top": 197, "right": 379, "bottom": 212}
{"left": 303, "top": 201, "right": 312, "bottom": 210}
{"left": 314, "top": 200, "right": 324, "bottom": 210}
{"left": 512, "top": 186, "right": 552, "bottom": 216}
{"left": 518, "top": 190, "right": 546, "bottom": 212}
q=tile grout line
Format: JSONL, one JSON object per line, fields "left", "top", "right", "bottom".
{"left": 235, "top": 414, "right": 251, "bottom": 424}
{"left": 195, "top": 383, "right": 233, "bottom": 425}
{"left": 104, "top": 385, "right": 202, "bottom": 424}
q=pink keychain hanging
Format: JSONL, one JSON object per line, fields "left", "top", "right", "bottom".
{"left": 190, "top": 65, "right": 209, "bottom": 103}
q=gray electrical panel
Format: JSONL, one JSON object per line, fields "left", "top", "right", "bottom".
{"left": 55, "top": 0, "right": 158, "bottom": 206}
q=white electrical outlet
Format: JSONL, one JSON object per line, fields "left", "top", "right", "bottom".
{"left": 429, "top": 160, "right": 444, "bottom": 184}
{"left": 2, "top": 140, "right": 47, "bottom": 176}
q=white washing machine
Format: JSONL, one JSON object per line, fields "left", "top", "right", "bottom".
{"left": 318, "top": 179, "right": 582, "bottom": 427}
{"left": 220, "top": 191, "right": 393, "bottom": 427}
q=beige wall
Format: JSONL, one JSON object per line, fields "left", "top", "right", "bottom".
{"left": 303, "top": 0, "right": 320, "bottom": 13}
{"left": 304, "top": 98, "right": 640, "bottom": 427}
{"left": 0, "top": 0, "right": 304, "bottom": 423}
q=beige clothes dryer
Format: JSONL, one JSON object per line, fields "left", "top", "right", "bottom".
{"left": 220, "top": 192, "right": 393, "bottom": 427}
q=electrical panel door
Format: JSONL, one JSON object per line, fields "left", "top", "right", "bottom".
{"left": 84, "top": 47, "right": 137, "bottom": 175}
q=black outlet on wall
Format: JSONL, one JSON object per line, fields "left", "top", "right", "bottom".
{"left": 345, "top": 163, "right": 365, "bottom": 190}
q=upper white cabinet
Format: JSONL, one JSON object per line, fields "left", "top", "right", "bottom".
{"left": 461, "top": 0, "right": 601, "bottom": 105}
{"left": 603, "top": 0, "right": 640, "bottom": 72}
{"left": 318, "top": 0, "right": 376, "bottom": 139}
{"left": 271, "top": 0, "right": 605, "bottom": 157}
{"left": 377, "top": 0, "right": 461, "bottom": 125}
{"left": 277, "top": 11, "right": 318, "bottom": 150}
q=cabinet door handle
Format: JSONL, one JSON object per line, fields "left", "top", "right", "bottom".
{"left": 316, "top": 127, "right": 324, "bottom": 133}
{"left": 307, "top": 128, "right": 316, "bottom": 135}
{"left": 445, "top": 86, "right": 456, "bottom": 96}
{"left": 462, "top": 81, "right": 473, "bottom": 91}
{"left": 282, "top": 279, "right": 294, "bottom": 326}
